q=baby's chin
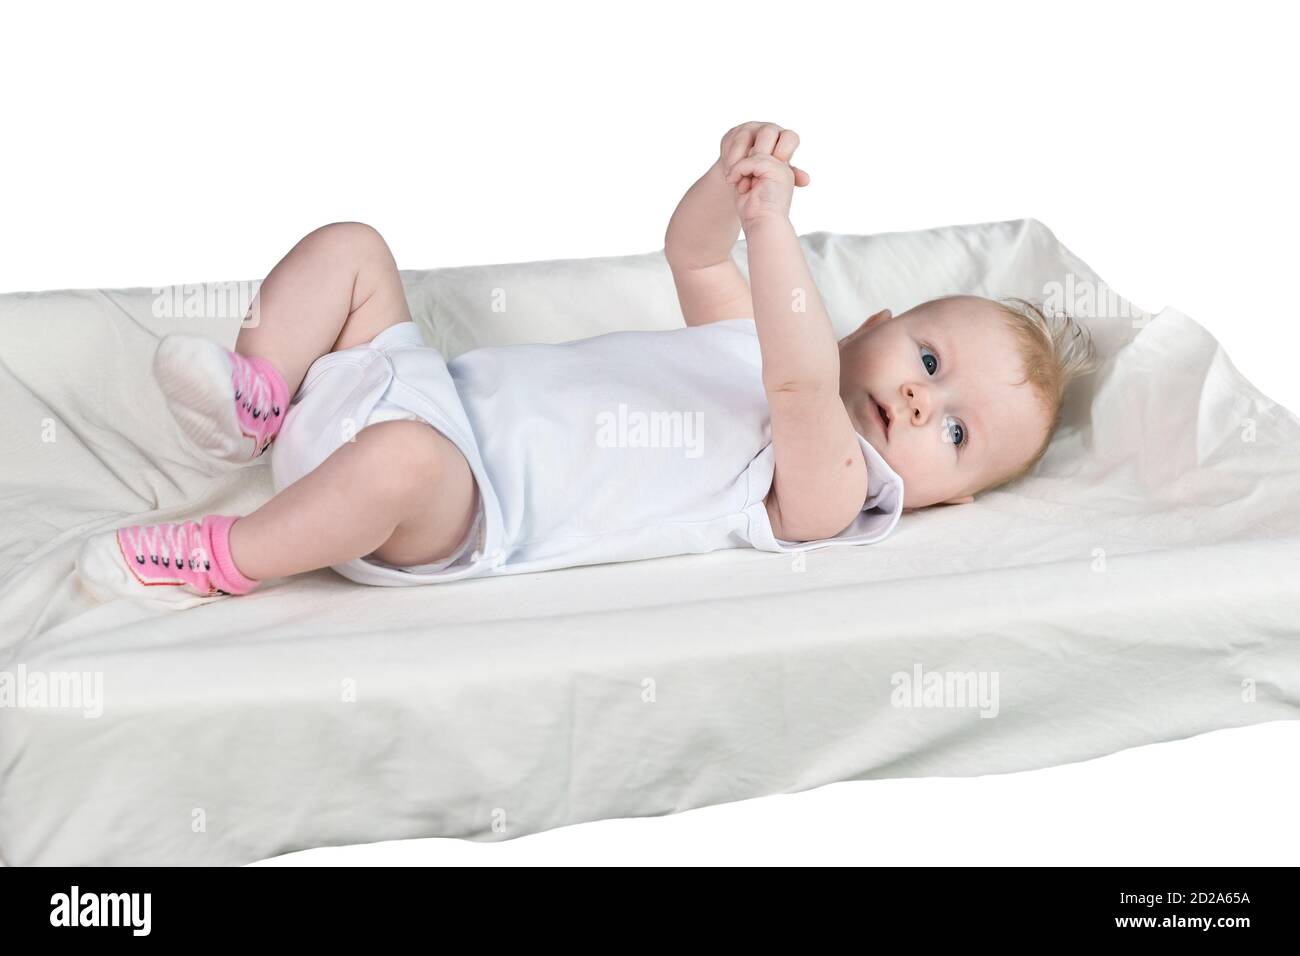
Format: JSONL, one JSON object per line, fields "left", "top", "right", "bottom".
{"left": 882, "top": 460, "right": 918, "bottom": 509}
{"left": 876, "top": 453, "right": 963, "bottom": 510}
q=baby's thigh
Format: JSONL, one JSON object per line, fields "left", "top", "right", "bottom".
{"left": 358, "top": 419, "right": 478, "bottom": 567}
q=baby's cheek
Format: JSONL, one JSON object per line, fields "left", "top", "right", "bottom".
{"left": 888, "top": 442, "right": 937, "bottom": 490}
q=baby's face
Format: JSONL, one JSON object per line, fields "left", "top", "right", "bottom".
{"left": 838, "top": 295, "right": 1051, "bottom": 510}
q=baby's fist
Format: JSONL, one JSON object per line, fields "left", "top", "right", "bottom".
{"left": 725, "top": 152, "right": 796, "bottom": 228}
{"left": 719, "top": 121, "right": 811, "bottom": 191}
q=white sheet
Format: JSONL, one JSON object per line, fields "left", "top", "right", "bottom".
{"left": 2, "top": 218, "right": 1298, "bottom": 866}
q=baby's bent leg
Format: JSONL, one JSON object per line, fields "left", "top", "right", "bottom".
{"left": 154, "top": 222, "right": 415, "bottom": 465}
{"left": 237, "top": 221, "right": 414, "bottom": 394}
{"left": 226, "top": 420, "right": 478, "bottom": 580}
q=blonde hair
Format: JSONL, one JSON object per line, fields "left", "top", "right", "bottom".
{"left": 980, "top": 296, "right": 1099, "bottom": 492}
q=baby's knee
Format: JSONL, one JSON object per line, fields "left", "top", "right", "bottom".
{"left": 355, "top": 420, "right": 470, "bottom": 504}
{"left": 301, "top": 221, "right": 391, "bottom": 265}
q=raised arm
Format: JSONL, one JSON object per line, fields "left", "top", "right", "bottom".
{"left": 665, "top": 123, "right": 809, "bottom": 327}
{"left": 723, "top": 150, "right": 869, "bottom": 543}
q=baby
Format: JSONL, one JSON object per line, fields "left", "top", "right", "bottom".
{"left": 77, "top": 121, "right": 1097, "bottom": 607}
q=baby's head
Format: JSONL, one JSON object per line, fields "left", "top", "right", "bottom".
{"left": 838, "top": 294, "right": 1098, "bottom": 510}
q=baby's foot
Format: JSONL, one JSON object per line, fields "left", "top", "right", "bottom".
{"left": 76, "top": 514, "right": 260, "bottom": 608}
{"left": 153, "top": 335, "right": 290, "bottom": 463}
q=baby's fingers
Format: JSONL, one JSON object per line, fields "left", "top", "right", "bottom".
{"left": 769, "top": 130, "right": 810, "bottom": 187}
{"left": 751, "top": 123, "right": 783, "bottom": 158}
{"left": 721, "top": 121, "right": 762, "bottom": 174}
{"left": 724, "top": 153, "right": 783, "bottom": 184}
{"left": 722, "top": 135, "right": 751, "bottom": 178}
{"left": 772, "top": 129, "right": 801, "bottom": 164}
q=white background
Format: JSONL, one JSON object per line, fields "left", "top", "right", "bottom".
{"left": 3, "top": 0, "right": 1297, "bottom": 865}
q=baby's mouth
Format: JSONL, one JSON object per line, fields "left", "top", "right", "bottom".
{"left": 870, "top": 394, "right": 891, "bottom": 439}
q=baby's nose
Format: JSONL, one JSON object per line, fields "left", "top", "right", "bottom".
{"left": 903, "top": 384, "right": 932, "bottom": 424}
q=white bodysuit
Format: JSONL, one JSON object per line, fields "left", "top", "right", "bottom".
{"left": 270, "top": 318, "right": 905, "bottom": 586}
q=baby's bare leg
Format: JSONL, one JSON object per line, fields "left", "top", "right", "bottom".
{"left": 237, "top": 221, "right": 414, "bottom": 393}
{"left": 227, "top": 419, "right": 478, "bottom": 580}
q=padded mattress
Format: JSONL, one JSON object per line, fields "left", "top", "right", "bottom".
{"left": 1, "top": 218, "right": 1297, "bottom": 865}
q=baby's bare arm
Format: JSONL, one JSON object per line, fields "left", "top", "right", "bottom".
{"left": 664, "top": 159, "right": 754, "bottom": 327}
{"left": 726, "top": 153, "right": 868, "bottom": 542}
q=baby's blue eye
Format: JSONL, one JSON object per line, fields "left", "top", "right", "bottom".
{"left": 920, "top": 344, "right": 938, "bottom": 375}
{"left": 943, "top": 415, "right": 967, "bottom": 448}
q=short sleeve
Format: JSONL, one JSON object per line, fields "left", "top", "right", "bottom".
{"left": 744, "top": 432, "right": 905, "bottom": 553}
